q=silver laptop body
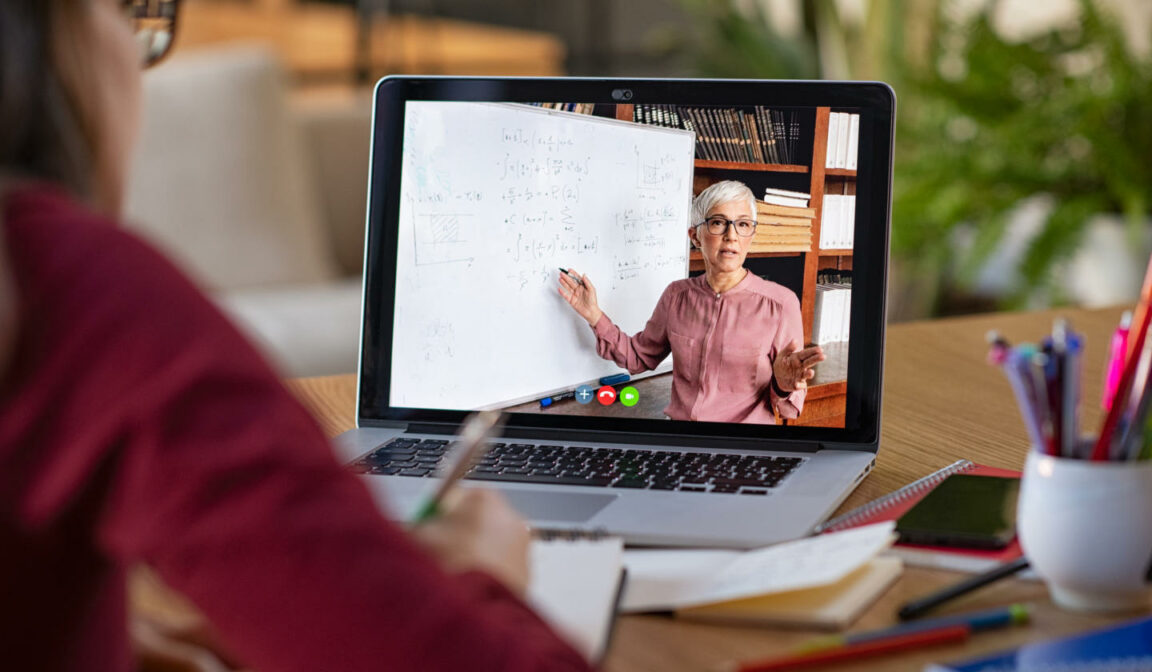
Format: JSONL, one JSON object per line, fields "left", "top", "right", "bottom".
{"left": 336, "top": 77, "right": 894, "bottom": 549}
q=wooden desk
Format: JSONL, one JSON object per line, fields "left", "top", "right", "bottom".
{"left": 281, "top": 305, "right": 1145, "bottom": 671}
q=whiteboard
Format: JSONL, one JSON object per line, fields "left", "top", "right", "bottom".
{"left": 390, "top": 102, "right": 695, "bottom": 410}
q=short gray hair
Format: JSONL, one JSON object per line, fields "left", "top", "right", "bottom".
{"left": 691, "top": 180, "right": 757, "bottom": 228}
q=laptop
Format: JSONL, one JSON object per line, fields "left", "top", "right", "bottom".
{"left": 335, "top": 77, "right": 895, "bottom": 548}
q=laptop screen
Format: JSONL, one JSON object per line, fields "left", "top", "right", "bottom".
{"left": 361, "top": 79, "right": 892, "bottom": 448}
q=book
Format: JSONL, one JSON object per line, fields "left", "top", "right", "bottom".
{"left": 745, "top": 111, "right": 765, "bottom": 163}
{"left": 819, "top": 187, "right": 855, "bottom": 251}
{"left": 677, "top": 556, "right": 902, "bottom": 630}
{"left": 826, "top": 112, "right": 841, "bottom": 169}
{"left": 815, "top": 459, "right": 1024, "bottom": 573}
{"left": 757, "top": 201, "right": 816, "bottom": 219}
{"left": 528, "top": 531, "right": 626, "bottom": 662}
{"left": 759, "top": 215, "right": 814, "bottom": 228}
{"left": 834, "top": 112, "right": 850, "bottom": 168}
{"left": 763, "top": 194, "right": 811, "bottom": 209}
{"left": 925, "top": 615, "right": 1152, "bottom": 671}
{"left": 763, "top": 187, "right": 811, "bottom": 202}
{"left": 846, "top": 113, "right": 860, "bottom": 171}
{"left": 758, "top": 106, "right": 779, "bottom": 164}
{"left": 621, "top": 522, "right": 898, "bottom": 630}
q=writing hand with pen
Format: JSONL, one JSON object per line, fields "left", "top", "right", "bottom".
{"left": 408, "top": 411, "right": 532, "bottom": 597}
{"left": 410, "top": 489, "right": 532, "bottom": 597}
{"left": 558, "top": 268, "right": 603, "bottom": 327}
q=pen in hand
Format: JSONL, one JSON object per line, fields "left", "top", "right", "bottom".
{"left": 559, "top": 267, "right": 586, "bottom": 287}
{"left": 410, "top": 410, "right": 504, "bottom": 523}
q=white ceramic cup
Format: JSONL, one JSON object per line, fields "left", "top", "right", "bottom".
{"left": 1018, "top": 450, "right": 1152, "bottom": 613}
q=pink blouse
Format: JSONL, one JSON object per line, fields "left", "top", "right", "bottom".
{"left": 592, "top": 273, "right": 805, "bottom": 423}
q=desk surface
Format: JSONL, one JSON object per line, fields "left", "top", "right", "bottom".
{"left": 285, "top": 305, "right": 1147, "bottom": 672}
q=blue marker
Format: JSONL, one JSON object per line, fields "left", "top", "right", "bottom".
{"left": 599, "top": 373, "right": 630, "bottom": 386}
{"left": 539, "top": 391, "right": 576, "bottom": 408}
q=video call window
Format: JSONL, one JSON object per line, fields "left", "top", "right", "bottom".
{"left": 390, "top": 101, "right": 859, "bottom": 428}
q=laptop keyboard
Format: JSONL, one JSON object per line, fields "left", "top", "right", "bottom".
{"left": 350, "top": 438, "right": 804, "bottom": 495}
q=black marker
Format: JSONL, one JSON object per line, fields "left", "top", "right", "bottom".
{"left": 559, "top": 267, "right": 586, "bottom": 287}
{"left": 897, "top": 557, "right": 1031, "bottom": 621}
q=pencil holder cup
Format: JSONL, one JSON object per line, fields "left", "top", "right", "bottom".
{"left": 1018, "top": 450, "right": 1152, "bottom": 613}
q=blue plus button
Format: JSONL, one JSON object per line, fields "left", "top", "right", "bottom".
{"left": 574, "top": 385, "right": 596, "bottom": 404}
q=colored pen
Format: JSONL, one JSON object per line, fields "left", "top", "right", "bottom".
{"left": 539, "top": 391, "right": 576, "bottom": 408}
{"left": 1103, "top": 311, "right": 1132, "bottom": 411}
{"left": 1094, "top": 254, "right": 1152, "bottom": 460}
{"left": 799, "top": 604, "right": 1028, "bottom": 653}
{"left": 1114, "top": 334, "right": 1152, "bottom": 460}
{"left": 722, "top": 626, "right": 970, "bottom": 672}
{"left": 559, "top": 267, "right": 586, "bottom": 287}
{"left": 985, "top": 330, "right": 1010, "bottom": 366}
{"left": 721, "top": 604, "right": 1029, "bottom": 672}
{"left": 898, "top": 559, "right": 1031, "bottom": 620}
{"left": 410, "top": 410, "right": 504, "bottom": 523}
{"left": 1028, "top": 350, "right": 1056, "bottom": 455}
{"left": 995, "top": 345, "right": 1045, "bottom": 450}
{"left": 1049, "top": 319, "right": 1083, "bottom": 458}
{"left": 600, "top": 373, "right": 630, "bottom": 386}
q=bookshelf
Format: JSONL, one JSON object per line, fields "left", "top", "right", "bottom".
{"left": 693, "top": 160, "right": 808, "bottom": 174}
{"left": 613, "top": 103, "right": 852, "bottom": 427}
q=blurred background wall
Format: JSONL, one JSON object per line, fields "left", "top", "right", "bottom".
{"left": 132, "top": 0, "right": 1152, "bottom": 374}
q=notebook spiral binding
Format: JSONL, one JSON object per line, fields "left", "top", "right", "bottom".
{"left": 812, "top": 459, "right": 975, "bottom": 535}
{"left": 534, "top": 528, "right": 612, "bottom": 541}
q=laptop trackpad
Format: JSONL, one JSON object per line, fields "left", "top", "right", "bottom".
{"left": 500, "top": 490, "right": 617, "bottom": 523}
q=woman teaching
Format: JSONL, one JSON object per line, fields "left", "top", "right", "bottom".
{"left": 559, "top": 180, "right": 825, "bottom": 423}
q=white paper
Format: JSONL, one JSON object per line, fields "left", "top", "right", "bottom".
{"left": 529, "top": 536, "right": 624, "bottom": 661}
{"left": 621, "top": 522, "right": 896, "bottom": 612}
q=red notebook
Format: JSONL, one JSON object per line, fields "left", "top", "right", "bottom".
{"left": 816, "top": 460, "right": 1023, "bottom": 573}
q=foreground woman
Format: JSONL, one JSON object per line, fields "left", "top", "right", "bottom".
{"left": 0, "top": 1, "right": 589, "bottom": 670}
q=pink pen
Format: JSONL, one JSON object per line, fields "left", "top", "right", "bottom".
{"left": 1103, "top": 311, "right": 1133, "bottom": 411}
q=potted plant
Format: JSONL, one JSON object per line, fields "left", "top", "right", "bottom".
{"left": 675, "top": 0, "right": 1152, "bottom": 316}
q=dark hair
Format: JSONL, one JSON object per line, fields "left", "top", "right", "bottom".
{"left": 0, "top": 0, "right": 94, "bottom": 197}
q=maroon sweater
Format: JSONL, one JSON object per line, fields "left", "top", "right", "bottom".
{"left": 0, "top": 185, "right": 591, "bottom": 671}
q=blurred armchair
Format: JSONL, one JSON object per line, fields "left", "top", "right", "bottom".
{"left": 125, "top": 45, "right": 371, "bottom": 377}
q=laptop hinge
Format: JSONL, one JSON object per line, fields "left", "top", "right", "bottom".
{"left": 401, "top": 422, "right": 822, "bottom": 453}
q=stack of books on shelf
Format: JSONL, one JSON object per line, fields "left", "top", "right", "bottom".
{"left": 812, "top": 270, "right": 851, "bottom": 345}
{"left": 631, "top": 104, "right": 800, "bottom": 165}
{"left": 825, "top": 112, "right": 859, "bottom": 170}
{"left": 820, "top": 190, "right": 856, "bottom": 250}
{"left": 752, "top": 191, "right": 815, "bottom": 253}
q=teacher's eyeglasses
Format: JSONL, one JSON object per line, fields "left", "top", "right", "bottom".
{"left": 122, "top": 0, "right": 180, "bottom": 68}
{"left": 699, "top": 216, "right": 757, "bottom": 237}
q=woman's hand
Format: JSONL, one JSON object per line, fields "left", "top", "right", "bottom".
{"left": 133, "top": 615, "right": 236, "bottom": 672}
{"left": 410, "top": 489, "right": 532, "bottom": 597}
{"left": 772, "top": 340, "right": 826, "bottom": 394}
{"left": 558, "top": 269, "right": 603, "bottom": 327}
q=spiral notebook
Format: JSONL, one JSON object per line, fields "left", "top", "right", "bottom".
{"left": 815, "top": 460, "right": 1023, "bottom": 573}
{"left": 528, "top": 530, "right": 626, "bottom": 663}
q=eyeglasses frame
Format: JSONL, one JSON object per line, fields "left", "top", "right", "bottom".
{"left": 696, "top": 215, "right": 758, "bottom": 238}
{"left": 123, "top": 0, "right": 180, "bottom": 68}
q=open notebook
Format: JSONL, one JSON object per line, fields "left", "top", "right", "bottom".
{"left": 620, "top": 522, "right": 900, "bottom": 629}
{"left": 528, "top": 532, "right": 626, "bottom": 662}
